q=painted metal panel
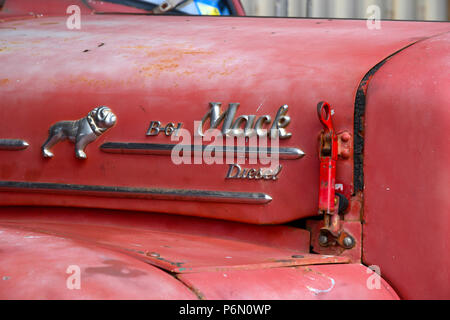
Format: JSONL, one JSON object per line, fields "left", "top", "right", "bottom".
{"left": 0, "top": 225, "right": 198, "bottom": 299}
{"left": 178, "top": 263, "right": 400, "bottom": 299}
{"left": 0, "top": 206, "right": 312, "bottom": 252}
{"left": 0, "top": 208, "right": 398, "bottom": 299}
{"left": 0, "top": 16, "right": 447, "bottom": 223}
{"left": 0, "top": 218, "right": 346, "bottom": 274}
{"left": 363, "top": 32, "right": 450, "bottom": 299}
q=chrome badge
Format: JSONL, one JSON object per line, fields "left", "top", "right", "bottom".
{"left": 42, "top": 106, "right": 117, "bottom": 159}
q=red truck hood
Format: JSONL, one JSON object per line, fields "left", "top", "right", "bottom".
{"left": 0, "top": 206, "right": 399, "bottom": 299}
{"left": 0, "top": 15, "right": 447, "bottom": 225}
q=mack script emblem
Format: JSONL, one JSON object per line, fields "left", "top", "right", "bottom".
{"left": 146, "top": 102, "right": 293, "bottom": 139}
{"left": 142, "top": 102, "right": 297, "bottom": 182}
{"left": 198, "top": 102, "right": 292, "bottom": 138}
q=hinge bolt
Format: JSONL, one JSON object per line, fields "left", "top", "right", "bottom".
{"left": 319, "top": 234, "right": 329, "bottom": 246}
{"left": 343, "top": 236, "right": 355, "bottom": 249}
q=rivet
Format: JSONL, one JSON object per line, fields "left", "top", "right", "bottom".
{"left": 341, "top": 132, "right": 351, "bottom": 142}
{"left": 343, "top": 236, "right": 355, "bottom": 248}
{"left": 319, "top": 234, "right": 328, "bottom": 246}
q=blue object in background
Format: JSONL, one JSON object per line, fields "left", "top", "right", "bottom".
{"left": 141, "top": 0, "right": 231, "bottom": 15}
{"left": 194, "top": 0, "right": 231, "bottom": 15}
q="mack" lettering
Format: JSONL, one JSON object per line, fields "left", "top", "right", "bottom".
{"left": 198, "top": 102, "right": 292, "bottom": 139}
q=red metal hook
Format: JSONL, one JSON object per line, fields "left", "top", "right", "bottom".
{"left": 317, "top": 101, "right": 338, "bottom": 215}
{"left": 317, "top": 101, "right": 334, "bottom": 132}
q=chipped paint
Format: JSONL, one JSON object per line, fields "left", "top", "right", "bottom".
{"left": 306, "top": 277, "right": 335, "bottom": 295}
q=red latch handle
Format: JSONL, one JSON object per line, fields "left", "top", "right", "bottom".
{"left": 318, "top": 101, "right": 338, "bottom": 215}
{"left": 317, "top": 101, "right": 334, "bottom": 133}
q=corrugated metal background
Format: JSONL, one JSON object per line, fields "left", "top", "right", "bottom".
{"left": 240, "top": 0, "right": 449, "bottom": 21}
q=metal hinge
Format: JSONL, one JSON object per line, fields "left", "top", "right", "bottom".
{"left": 317, "top": 101, "right": 354, "bottom": 249}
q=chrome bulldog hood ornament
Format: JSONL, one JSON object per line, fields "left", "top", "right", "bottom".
{"left": 42, "top": 106, "right": 117, "bottom": 159}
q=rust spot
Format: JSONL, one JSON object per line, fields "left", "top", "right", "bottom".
{"left": 177, "top": 70, "right": 194, "bottom": 76}
{"left": 121, "top": 45, "right": 153, "bottom": 49}
{"left": 139, "top": 62, "right": 179, "bottom": 77}
{"left": 143, "top": 251, "right": 185, "bottom": 267}
{"left": 66, "top": 76, "right": 137, "bottom": 88}
{"left": 182, "top": 50, "right": 214, "bottom": 55}
{"left": 0, "top": 78, "right": 9, "bottom": 86}
{"left": 146, "top": 252, "right": 160, "bottom": 258}
{"left": 176, "top": 275, "right": 206, "bottom": 299}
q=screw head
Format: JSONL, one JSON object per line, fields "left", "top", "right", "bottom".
{"left": 341, "top": 132, "right": 351, "bottom": 142}
{"left": 343, "top": 236, "right": 355, "bottom": 248}
{"left": 319, "top": 234, "right": 329, "bottom": 246}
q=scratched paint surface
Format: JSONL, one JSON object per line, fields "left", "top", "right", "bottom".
{"left": 0, "top": 206, "right": 400, "bottom": 299}
{"left": 0, "top": 220, "right": 348, "bottom": 273}
{"left": 0, "top": 225, "right": 198, "bottom": 299}
{"left": 178, "top": 263, "right": 400, "bottom": 299}
{"left": 0, "top": 15, "right": 448, "bottom": 223}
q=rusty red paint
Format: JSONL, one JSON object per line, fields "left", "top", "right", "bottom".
{"left": 0, "top": 219, "right": 348, "bottom": 274}
{"left": 307, "top": 218, "right": 362, "bottom": 263}
{"left": 0, "top": 1, "right": 448, "bottom": 300}
{"left": 177, "top": 264, "right": 399, "bottom": 300}
{"left": 0, "top": 225, "right": 198, "bottom": 299}
{"left": 0, "top": 15, "right": 447, "bottom": 224}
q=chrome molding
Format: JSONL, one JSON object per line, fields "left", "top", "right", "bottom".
{"left": 0, "top": 180, "right": 272, "bottom": 204}
{"left": 100, "top": 142, "right": 305, "bottom": 160}
{"left": 0, "top": 139, "right": 29, "bottom": 151}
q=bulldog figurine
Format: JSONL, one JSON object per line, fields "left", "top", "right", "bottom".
{"left": 42, "top": 106, "right": 117, "bottom": 159}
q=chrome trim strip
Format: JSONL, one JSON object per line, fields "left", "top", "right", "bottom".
{"left": 0, "top": 139, "right": 29, "bottom": 151}
{"left": 100, "top": 142, "right": 305, "bottom": 160}
{"left": 0, "top": 181, "right": 272, "bottom": 204}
